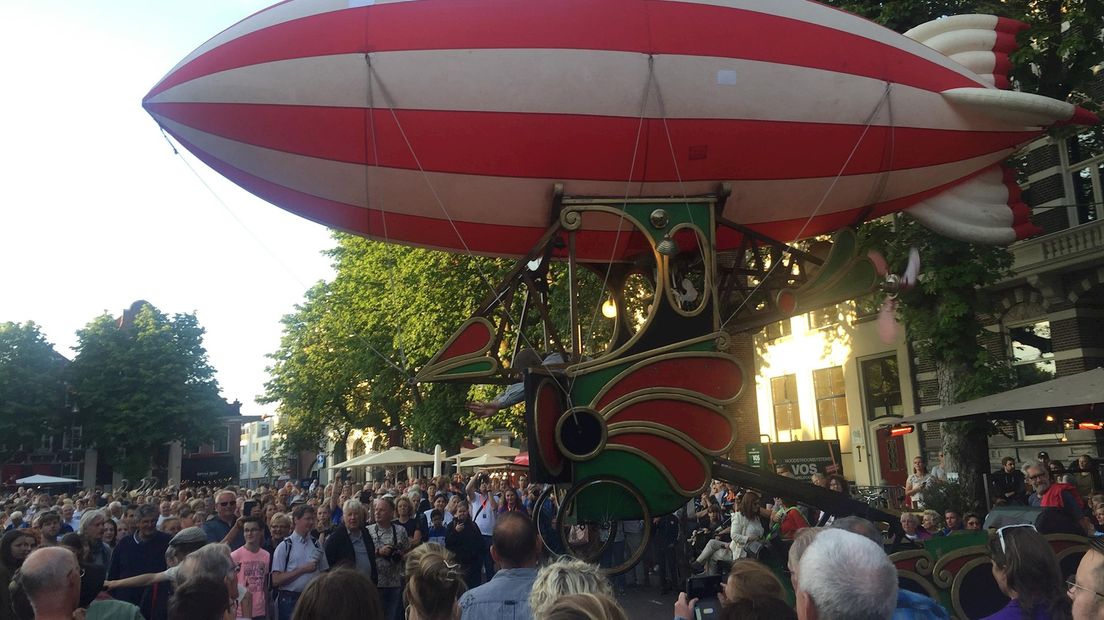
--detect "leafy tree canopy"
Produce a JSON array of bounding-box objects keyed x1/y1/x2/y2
[
  {"x1": 0, "y1": 322, "x2": 68, "y2": 461},
  {"x1": 68, "y1": 304, "x2": 226, "y2": 478},
  {"x1": 262, "y1": 233, "x2": 515, "y2": 459}
]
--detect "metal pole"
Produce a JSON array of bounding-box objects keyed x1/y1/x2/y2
[{"x1": 567, "y1": 230, "x2": 580, "y2": 358}]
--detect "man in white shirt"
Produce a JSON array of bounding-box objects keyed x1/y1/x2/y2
[
  {"x1": 271, "y1": 504, "x2": 328, "y2": 620},
  {"x1": 467, "y1": 471, "x2": 499, "y2": 584}
]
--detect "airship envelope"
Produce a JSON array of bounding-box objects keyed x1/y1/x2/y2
[{"x1": 144, "y1": 0, "x2": 1098, "y2": 260}]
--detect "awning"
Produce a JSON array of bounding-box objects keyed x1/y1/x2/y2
[
  {"x1": 901, "y1": 367, "x2": 1104, "y2": 426},
  {"x1": 15, "y1": 475, "x2": 81, "y2": 485}
]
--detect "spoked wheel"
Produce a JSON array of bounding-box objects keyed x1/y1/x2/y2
[
  {"x1": 554, "y1": 477, "x2": 652, "y2": 576},
  {"x1": 532, "y1": 484, "x2": 568, "y2": 557}
]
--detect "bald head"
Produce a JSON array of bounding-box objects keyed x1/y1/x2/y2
[
  {"x1": 21, "y1": 547, "x2": 80, "y2": 613},
  {"x1": 491, "y1": 512, "x2": 539, "y2": 568}
]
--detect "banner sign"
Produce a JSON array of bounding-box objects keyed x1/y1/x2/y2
[{"x1": 745, "y1": 440, "x2": 842, "y2": 480}]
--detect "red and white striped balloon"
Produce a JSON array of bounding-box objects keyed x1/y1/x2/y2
[{"x1": 144, "y1": 0, "x2": 1092, "y2": 260}]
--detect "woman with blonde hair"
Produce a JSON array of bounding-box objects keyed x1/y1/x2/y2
[
  {"x1": 541, "y1": 592, "x2": 628, "y2": 620},
  {"x1": 404, "y1": 543, "x2": 466, "y2": 619},
  {"x1": 529, "y1": 557, "x2": 613, "y2": 618}
]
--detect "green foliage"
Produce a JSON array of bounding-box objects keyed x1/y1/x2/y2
[
  {"x1": 0, "y1": 322, "x2": 68, "y2": 461},
  {"x1": 68, "y1": 305, "x2": 226, "y2": 478},
  {"x1": 919, "y1": 477, "x2": 979, "y2": 515},
  {"x1": 261, "y1": 233, "x2": 513, "y2": 457},
  {"x1": 822, "y1": 0, "x2": 1102, "y2": 112}
]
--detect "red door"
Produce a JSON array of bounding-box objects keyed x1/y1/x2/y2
[{"x1": 875, "y1": 427, "x2": 907, "y2": 488}]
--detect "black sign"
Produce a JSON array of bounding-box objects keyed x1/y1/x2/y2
[
  {"x1": 745, "y1": 440, "x2": 842, "y2": 480},
  {"x1": 181, "y1": 455, "x2": 236, "y2": 483}
]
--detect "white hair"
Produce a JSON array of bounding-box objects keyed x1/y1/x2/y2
[
  {"x1": 797, "y1": 529, "x2": 897, "y2": 620},
  {"x1": 177, "y1": 543, "x2": 235, "y2": 585},
  {"x1": 529, "y1": 557, "x2": 612, "y2": 618}
]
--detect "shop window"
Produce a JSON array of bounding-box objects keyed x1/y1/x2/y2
[
  {"x1": 814, "y1": 366, "x2": 849, "y2": 450},
  {"x1": 1009, "y1": 320, "x2": 1055, "y2": 389},
  {"x1": 765, "y1": 319, "x2": 791, "y2": 341},
  {"x1": 861, "y1": 354, "x2": 903, "y2": 420},
  {"x1": 772, "y1": 374, "x2": 801, "y2": 439}
]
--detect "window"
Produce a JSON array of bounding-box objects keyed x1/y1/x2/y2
[
  {"x1": 258, "y1": 423, "x2": 270, "y2": 438},
  {"x1": 765, "y1": 319, "x2": 791, "y2": 341},
  {"x1": 1009, "y1": 321, "x2": 1055, "y2": 388},
  {"x1": 771, "y1": 374, "x2": 801, "y2": 438},
  {"x1": 1011, "y1": 320, "x2": 1059, "y2": 435},
  {"x1": 813, "y1": 366, "x2": 849, "y2": 449},
  {"x1": 214, "y1": 429, "x2": 230, "y2": 454},
  {"x1": 861, "y1": 354, "x2": 903, "y2": 420},
  {"x1": 809, "y1": 305, "x2": 841, "y2": 330}
]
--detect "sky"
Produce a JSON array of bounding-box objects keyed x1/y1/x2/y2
[{"x1": 0, "y1": 2, "x2": 335, "y2": 415}]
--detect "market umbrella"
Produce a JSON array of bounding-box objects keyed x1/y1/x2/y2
[
  {"x1": 328, "y1": 452, "x2": 376, "y2": 469},
  {"x1": 16, "y1": 475, "x2": 81, "y2": 485},
  {"x1": 458, "y1": 444, "x2": 520, "y2": 459},
  {"x1": 514, "y1": 453, "x2": 529, "y2": 467},
  {"x1": 359, "y1": 446, "x2": 436, "y2": 467},
  {"x1": 458, "y1": 454, "x2": 515, "y2": 469}
]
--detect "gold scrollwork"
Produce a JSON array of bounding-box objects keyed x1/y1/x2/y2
[
  {"x1": 601, "y1": 392, "x2": 735, "y2": 456},
  {"x1": 890, "y1": 549, "x2": 936, "y2": 577},
  {"x1": 714, "y1": 331, "x2": 731, "y2": 352},
  {"x1": 584, "y1": 349, "x2": 746, "y2": 409},
  {"x1": 931, "y1": 544, "x2": 987, "y2": 589},
  {"x1": 662, "y1": 222, "x2": 715, "y2": 319},
  {"x1": 897, "y1": 571, "x2": 941, "y2": 603},
  {"x1": 560, "y1": 208, "x2": 583, "y2": 231},
  {"x1": 605, "y1": 426, "x2": 712, "y2": 497},
  {"x1": 948, "y1": 556, "x2": 999, "y2": 620}
]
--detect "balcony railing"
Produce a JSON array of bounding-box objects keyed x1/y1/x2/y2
[{"x1": 1009, "y1": 218, "x2": 1104, "y2": 278}]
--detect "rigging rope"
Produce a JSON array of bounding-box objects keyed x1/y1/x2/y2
[{"x1": 719, "y1": 82, "x2": 894, "y2": 331}]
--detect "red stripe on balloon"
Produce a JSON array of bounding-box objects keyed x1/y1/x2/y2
[
  {"x1": 146, "y1": 0, "x2": 978, "y2": 100},
  {"x1": 608, "y1": 433, "x2": 708, "y2": 492},
  {"x1": 165, "y1": 131, "x2": 548, "y2": 256},
  {"x1": 165, "y1": 128, "x2": 1019, "y2": 258},
  {"x1": 607, "y1": 399, "x2": 732, "y2": 452},
  {"x1": 146, "y1": 102, "x2": 1034, "y2": 181}
]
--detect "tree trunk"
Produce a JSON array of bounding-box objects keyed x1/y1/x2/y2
[{"x1": 936, "y1": 360, "x2": 990, "y2": 512}]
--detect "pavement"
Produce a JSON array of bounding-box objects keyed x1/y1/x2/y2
[{"x1": 616, "y1": 583, "x2": 684, "y2": 619}]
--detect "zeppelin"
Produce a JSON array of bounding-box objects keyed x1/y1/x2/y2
[{"x1": 144, "y1": 0, "x2": 1098, "y2": 260}]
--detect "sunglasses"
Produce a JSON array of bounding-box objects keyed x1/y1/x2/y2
[
  {"x1": 218, "y1": 502, "x2": 234, "y2": 507},
  {"x1": 996, "y1": 523, "x2": 1037, "y2": 554}
]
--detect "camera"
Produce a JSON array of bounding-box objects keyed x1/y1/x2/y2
[{"x1": 685, "y1": 575, "x2": 723, "y2": 620}]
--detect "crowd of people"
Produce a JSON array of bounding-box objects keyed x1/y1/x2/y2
[{"x1": 4, "y1": 454, "x2": 1104, "y2": 620}]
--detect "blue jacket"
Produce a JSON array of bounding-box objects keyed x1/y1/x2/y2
[{"x1": 458, "y1": 567, "x2": 538, "y2": 620}]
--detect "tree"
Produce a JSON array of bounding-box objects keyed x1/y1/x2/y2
[
  {"x1": 68, "y1": 304, "x2": 226, "y2": 479},
  {"x1": 0, "y1": 322, "x2": 69, "y2": 462},
  {"x1": 261, "y1": 234, "x2": 510, "y2": 460}
]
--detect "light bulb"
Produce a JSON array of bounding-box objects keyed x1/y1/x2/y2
[{"x1": 601, "y1": 298, "x2": 617, "y2": 318}]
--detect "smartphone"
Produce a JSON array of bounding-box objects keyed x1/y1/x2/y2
[
  {"x1": 685, "y1": 575, "x2": 722, "y2": 620},
  {"x1": 243, "y1": 500, "x2": 257, "y2": 516}
]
